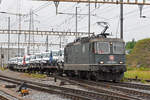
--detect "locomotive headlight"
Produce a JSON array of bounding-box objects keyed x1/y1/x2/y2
[
  {"x1": 120, "y1": 61, "x2": 123, "y2": 64},
  {"x1": 110, "y1": 42, "x2": 113, "y2": 45},
  {"x1": 100, "y1": 61, "x2": 104, "y2": 64}
]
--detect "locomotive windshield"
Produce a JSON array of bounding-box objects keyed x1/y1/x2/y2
[
  {"x1": 113, "y1": 42, "x2": 125, "y2": 54},
  {"x1": 94, "y1": 42, "x2": 110, "y2": 54}
]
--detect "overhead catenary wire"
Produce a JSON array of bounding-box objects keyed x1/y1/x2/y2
[
  {"x1": 1, "y1": 0, "x2": 150, "y2": 42},
  {"x1": 10, "y1": 1, "x2": 53, "y2": 29},
  {"x1": 68, "y1": 4, "x2": 102, "y2": 31},
  {"x1": 41, "y1": 3, "x2": 79, "y2": 25}
]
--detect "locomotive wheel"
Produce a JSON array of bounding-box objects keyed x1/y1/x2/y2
[
  {"x1": 113, "y1": 80, "x2": 117, "y2": 83},
  {"x1": 78, "y1": 71, "x2": 88, "y2": 79},
  {"x1": 87, "y1": 72, "x2": 92, "y2": 80},
  {"x1": 92, "y1": 72, "x2": 99, "y2": 81}
]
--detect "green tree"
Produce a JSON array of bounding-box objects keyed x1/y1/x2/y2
[{"x1": 126, "y1": 39, "x2": 136, "y2": 50}]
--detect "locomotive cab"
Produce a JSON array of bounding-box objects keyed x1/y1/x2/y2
[
  {"x1": 92, "y1": 41, "x2": 125, "y2": 65},
  {"x1": 89, "y1": 39, "x2": 126, "y2": 81}
]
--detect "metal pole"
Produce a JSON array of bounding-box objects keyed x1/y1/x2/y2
[
  {"x1": 32, "y1": 10, "x2": 35, "y2": 54},
  {"x1": 8, "y1": 17, "x2": 10, "y2": 62},
  {"x1": 120, "y1": 0, "x2": 123, "y2": 39},
  {"x1": 60, "y1": 35, "x2": 61, "y2": 49},
  {"x1": 46, "y1": 35, "x2": 48, "y2": 52},
  {"x1": 28, "y1": 10, "x2": 32, "y2": 55},
  {"x1": 18, "y1": 15, "x2": 21, "y2": 57},
  {"x1": 88, "y1": 1, "x2": 91, "y2": 37},
  {"x1": 75, "y1": 7, "x2": 78, "y2": 39}
]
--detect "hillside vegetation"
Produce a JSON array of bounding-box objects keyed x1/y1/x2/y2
[
  {"x1": 126, "y1": 38, "x2": 150, "y2": 67},
  {"x1": 125, "y1": 39, "x2": 136, "y2": 54}
]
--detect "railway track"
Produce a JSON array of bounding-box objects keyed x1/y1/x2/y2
[
  {"x1": 0, "y1": 89, "x2": 23, "y2": 100},
  {"x1": 0, "y1": 95, "x2": 9, "y2": 100},
  {"x1": 100, "y1": 81, "x2": 150, "y2": 91},
  {"x1": 0, "y1": 74, "x2": 132, "y2": 100},
  {"x1": 54, "y1": 76, "x2": 150, "y2": 100},
  {"x1": 81, "y1": 80, "x2": 150, "y2": 100}
]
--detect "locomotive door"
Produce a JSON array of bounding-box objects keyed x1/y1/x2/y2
[{"x1": 89, "y1": 42, "x2": 95, "y2": 64}]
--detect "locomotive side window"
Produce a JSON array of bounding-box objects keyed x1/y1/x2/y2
[
  {"x1": 95, "y1": 42, "x2": 110, "y2": 54},
  {"x1": 113, "y1": 42, "x2": 125, "y2": 54}
]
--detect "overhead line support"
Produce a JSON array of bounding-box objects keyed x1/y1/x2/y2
[
  {"x1": 0, "y1": 29, "x2": 94, "y2": 36},
  {"x1": 34, "y1": 0, "x2": 150, "y2": 5}
]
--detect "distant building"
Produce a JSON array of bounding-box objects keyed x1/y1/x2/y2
[{"x1": 0, "y1": 48, "x2": 25, "y2": 66}]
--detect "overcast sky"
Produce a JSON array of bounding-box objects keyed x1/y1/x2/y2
[{"x1": 0, "y1": 0, "x2": 150, "y2": 44}]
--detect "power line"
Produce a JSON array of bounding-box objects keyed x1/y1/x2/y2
[
  {"x1": 105, "y1": 6, "x2": 149, "y2": 21},
  {"x1": 10, "y1": 1, "x2": 53, "y2": 29},
  {"x1": 33, "y1": 2, "x2": 51, "y2": 13},
  {"x1": 41, "y1": 3, "x2": 79, "y2": 27}
]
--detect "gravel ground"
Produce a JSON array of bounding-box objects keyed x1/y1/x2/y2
[
  {"x1": 0, "y1": 90, "x2": 18, "y2": 100},
  {"x1": 23, "y1": 91, "x2": 70, "y2": 100},
  {"x1": 0, "y1": 70, "x2": 81, "y2": 100},
  {"x1": 0, "y1": 80, "x2": 70, "y2": 100},
  {"x1": 0, "y1": 70, "x2": 84, "y2": 89},
  {"x1": 2, "y1": 69, "x2": 150, "y2": 99}
]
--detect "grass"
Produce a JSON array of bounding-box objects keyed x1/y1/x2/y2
[
  {"x1": 124, "y1": 67, "x2": 150, "y2": 80},
  {"x1": 0, "y1": 67, "x2": 7, "y2": 71},
  {"x1": 24, "y1": 73, "x2": 47, "y2": 79},
  {"x1": 126, "y1": 66, "x2": 150, "y2": 71}
]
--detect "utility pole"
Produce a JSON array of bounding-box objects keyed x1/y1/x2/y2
[
  {"x1": 18, "y1": 0, "x2": 21, "y2": 57},
  {"x1": 18, "y1": 15, "x2": 21, "y2": 57},
  {"x1": 28, "y1": 10, "x2": 32, "y2": 55},
  {"x1": 25, "y1": 9, "x2": 38, "y2": 54},
  {"x1": 32, "y1": 10, "x2": 35, "y2": 54},
  {"x1": 8, "y1": 17, "x2": 10, "y2": 62},
  {"x1": 34, "y1": 28, "x2": 39, "y2": 54},
  {"x1": 75, "y1": 7, "x2": 78, "y2": 39},
  {"x1": 120, "y1": 0, "x2": 123, "y2": 39},
  {"x1": 88, "y1": 1, "x2": 91, "y2": 37},
  {"x1": 46, "y1": 35, "x2": 48, "y2": 52},
  {"x1": 59, "y1": 35, "x2": 62, "y2": 49}
]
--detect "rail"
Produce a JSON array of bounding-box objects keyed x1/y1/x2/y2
[{"x1": 0, "y1": 74, "x2": 131, "y2": 100}]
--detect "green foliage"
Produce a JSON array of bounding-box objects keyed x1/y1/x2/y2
[
  {"x1": 127, "y1": 67, "x2": 150, "y2": 71},
  {"x1": 126, "y1": 38, "x2": 150, "y2": 68},
  {"x1": 120, "y1": 77, "x2": 128, "y2": 82},
  {"x1": 126, "y1": 67, "x2": 136, "y2": 71},
  {"x1": 141, "y1": 79, "x2": 146, "y2": 84},
  {"x1": 138, "y1": 67, "x2": 150, "y2": 71},
  {"x1": 126, "y1": 39, "x2": 136, "y2": 50},
  {"x1": 24, "y1": 73, "x2": 46, "y2": 79},
  {"x1": 0, "y1": 67, "x2": 6, "y2": 71},
  {"x1": 124, "y1": 70, "x2": 150, "y2": 80},
  {"x1": 125, "y1": 67, "x2": 150, "y2": 81}
]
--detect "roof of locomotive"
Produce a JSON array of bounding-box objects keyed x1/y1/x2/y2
[{"x1": 66, "y1": 36, "x2": 124, "y2": 47}]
